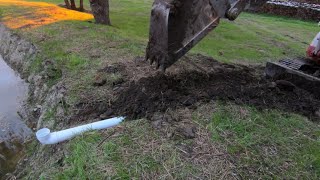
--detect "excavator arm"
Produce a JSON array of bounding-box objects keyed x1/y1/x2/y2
[{"x1": 146, "y1": 0, "x2": 268, "y2": 71}]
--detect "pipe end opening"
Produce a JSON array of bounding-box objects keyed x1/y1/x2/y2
[{"x1": 36, "y1": 128, "x2": 50, "y2": 139}]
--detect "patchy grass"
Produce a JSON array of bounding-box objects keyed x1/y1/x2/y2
[
  {"x1": 54, "y1": 132, "x2": 104, "y2": 179},
  {"x1": 206, "y1": 103, "x2": 320, "y2": 179},
  {"x1": 40, "y1": 120, "x2": 235, "y2": 179},
  {"x1": 43, "y1": 106, "x2": 57, "y2": 122},
  {"x1": 27, "y1": 103, "x2": 320, "y2": 179}
]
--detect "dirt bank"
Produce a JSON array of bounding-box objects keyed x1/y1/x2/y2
[{"x1": 0, "y1": 24, "x2": 37, "y2": 76}]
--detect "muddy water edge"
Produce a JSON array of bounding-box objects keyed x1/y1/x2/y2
[
  {"x1": 0, "y1": 55, "x2": 31, "y2": 178},
  {"x1": 0, "y1": 23, "x2": 71, "y2": 179},
  {"x1": 0, "y1": 24, "x2": 39, "y2": 179}
]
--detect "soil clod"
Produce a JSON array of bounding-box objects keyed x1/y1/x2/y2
[
  {"x1": 93, "y1": 75, "x2": 106, "y2": 86},
  {"x1": 275, "y1": 80, "x2": 296, "y2": 91},
  {"x1": 176, "y1": 126, "x2": 197, "y2": 139}
]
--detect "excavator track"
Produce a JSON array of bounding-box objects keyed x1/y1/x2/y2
[{"x1": 265, "y1": 59, "x2": 320, "y2": 96}]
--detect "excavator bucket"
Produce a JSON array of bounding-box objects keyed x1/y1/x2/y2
[
  {"x1": 145, "y1": 0, "x2": 268, "y2": 71},
  {"x1": 146, "y1": 0, "x2": 220, "y2": 71}
]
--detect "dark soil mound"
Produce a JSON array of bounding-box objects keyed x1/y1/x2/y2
[
  {"x1": 112, "y1": 59, "x2": 320, "y2": 120},
  {"x1": 73, "y1": 55, "x2": 320, "y2": 122}
]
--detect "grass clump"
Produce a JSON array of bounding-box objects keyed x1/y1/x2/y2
[
  {"x1": 208, "y1": 103, "x2": 320, "y2": 179},
  {"x1": 54, "y1": 132, "x2": 104, "y2": 179},
  {"x1": 43, "y1": 106, "x2": 57, "y2": 122}
]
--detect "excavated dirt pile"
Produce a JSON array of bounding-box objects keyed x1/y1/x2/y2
[
  {"x1": 72, "y1": 55, "x2": 320, "y2": 122},
  {"x1": 108, "y1": 55, "x2": 320, "y2": 121}
]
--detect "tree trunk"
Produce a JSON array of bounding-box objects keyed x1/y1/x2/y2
[
  {"x1": 64, "y1": 0, "x2": 71, "y2": 9},
  {"x1": 70, "y1": 0, "x2": 76, "y2": 10},
  {"x1": 89, "y1": 0, "x2": 111, "y2": 25},
  {"x1": 79, "y1": 0, "x2": 84, "y2": 11}
]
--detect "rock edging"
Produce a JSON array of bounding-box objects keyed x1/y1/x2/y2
[{"x1": 248, "y1": 0, "x2": 320, "y2": 22}]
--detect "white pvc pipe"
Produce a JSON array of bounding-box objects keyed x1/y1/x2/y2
[{"x1": 36, "y1": 117, "x2": 125, "y2": 145}]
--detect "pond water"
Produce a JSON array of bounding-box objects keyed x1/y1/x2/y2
[{"x1": 0, "y1": 55, "x2": 31, "y2": 178}]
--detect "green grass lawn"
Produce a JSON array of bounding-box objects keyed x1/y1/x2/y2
[
  {"x1": 207, "y1": 103, "x2": 320, "y2": 178},
  {"x1": 1, "y1": 0, "x2": 320, "y2": 179},
  {"x1": 1, "y1": 0, "x2": 316, "y2": 93},
  {"x1": 17, "y1": 0, "x2": 320, "y2": 64}
]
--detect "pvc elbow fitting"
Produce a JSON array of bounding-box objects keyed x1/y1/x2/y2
[{"x1": 36, "y1": 117, "x2": 125, "y2": 145}]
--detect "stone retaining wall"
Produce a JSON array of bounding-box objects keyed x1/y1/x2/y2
[{"x1": 248, "y1": 0, "x2": 320, "y2": 22}]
